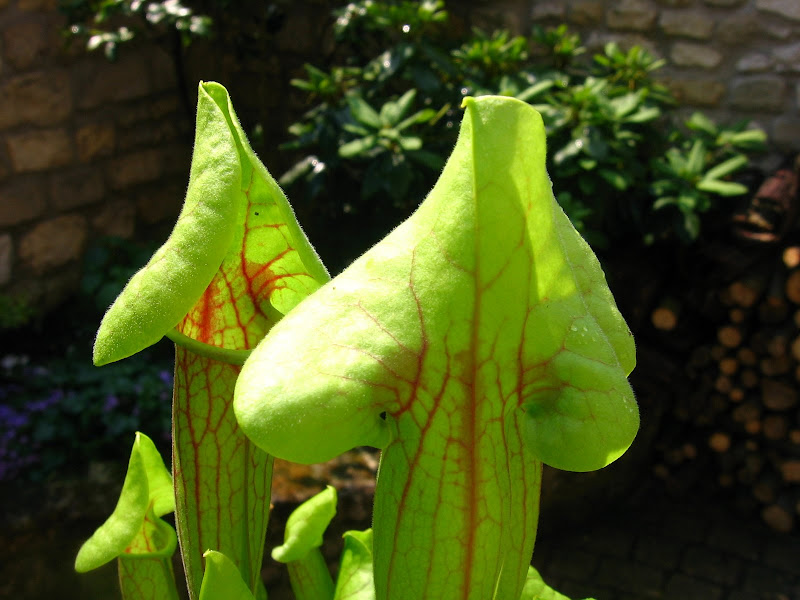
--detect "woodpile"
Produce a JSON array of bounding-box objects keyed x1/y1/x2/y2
[{"x1": 650, "y1": 246, "x2": 800, "y2": 534}]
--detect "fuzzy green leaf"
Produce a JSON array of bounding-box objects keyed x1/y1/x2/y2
[
  {"x1": 75, "y1": 432, "x2": 173, "y2": 572},
  {"x1": 93, "y1": 84, "x2": 242, "y2": 366}
]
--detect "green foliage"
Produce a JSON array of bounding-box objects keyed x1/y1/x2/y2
[
  {"x1": 0, "y1": 293, "x2": 36, "y2": 330},
  {"x1": 282, "y1": 3, "x2": 764, "y2": 249},
  {"x1": 59, "y1": 0, "x2": 213, "y2": 59}
]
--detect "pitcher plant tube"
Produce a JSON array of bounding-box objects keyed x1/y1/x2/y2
[{"x1": 77, "y1": 83, "x2": 638, "y2": 600}]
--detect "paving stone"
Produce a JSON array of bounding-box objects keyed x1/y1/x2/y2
[
  {"x1": 634, "y1": 533, "x2": 683, "y2": 569},
  {"x1": 652, "y1": 508, "x2": 711, "y2": 543},
  {"x1": 763, "y1": 535, "x2": 800, "y2": 573},
  {"x1": 575, "y1": 524, "x2": 635, "y2": 558},
  {"x1": 594, "y1": 556, "x2": 663, "y2": 595},
  {"x1": 680, "y1": 545, "x2": 741, "y2": 586},
  {"x1": 539, "y1": 546, "x2": 600, "y2": 580},
  {"x1": 664, "y1": 573, "x2": 723, "y2": 600},
  {"x1": 742, "y1": 564, "x2": 797, "y2": 594},
  {"x1": 706, "y1": 520, "x2": 762, "y2": 561}
]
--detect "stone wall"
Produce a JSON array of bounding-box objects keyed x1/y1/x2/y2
[
  {"x1": 0, "y1": 0, "x2": 192, "y2": 314},
  {"x1": 2, "y1": 0, "x2": 800, "y2": 317},
  {"x1": 524, "y1": 0, "x2": 800, "y2": 159}
]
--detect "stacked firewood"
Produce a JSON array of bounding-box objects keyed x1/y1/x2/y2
[{"x1": 650, "y1": 246, "x2": 800, "y2": 534}]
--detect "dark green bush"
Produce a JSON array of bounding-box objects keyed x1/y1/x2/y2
[{"x1": 281, "y1": 1, "x2": 765, "y2": 253}]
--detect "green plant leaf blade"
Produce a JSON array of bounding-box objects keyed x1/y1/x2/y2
[
  {"x1": 333, "y1": 529, "x2": 375, "y2": 600},
  {"x1": 75, "y1": 432, "x2": 173, "y2": 573},
  {"x1": 93, "y1": 83, "x2": 242, "y2": 366},
  {"x1": 199, "y1": 551, "x2": 257, "y2": 600},
  {"x1": 235, "y1": 95, "x2": 637, "y2": 600}
]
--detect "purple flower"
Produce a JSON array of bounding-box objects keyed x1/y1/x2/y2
[
  {"x1": 158, "y1": 370, "x2": 173, "y2": 386},
  {"x1": 103, "y1": 394, "x2": 119, "y2": 413}
]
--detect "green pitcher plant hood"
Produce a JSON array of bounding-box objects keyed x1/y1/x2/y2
[
  {"x1": 234, "y1": 95, "x2": 637, "y2": 471},
  {"x1": 93, "y1": 81, "x2": 328, "y2": 366},
  {"x1": 75, "y1": 432, "x2": 175, "y2": 572},
  {"x1": 234, "y1": 95, "x2": 638, "y2": 600}
]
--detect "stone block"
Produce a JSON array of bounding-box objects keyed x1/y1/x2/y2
[
  {"x1": 736, "y1": 53, "x2": 774, "y2": 72},
  {"x1": 148, "y1": 47, "x2": 177, "y2": 92},
  {"x1": 17, "y1": 0, "x2": 57, "y2": 11},
  {"x1": 607, "y1": 0, "x2": 658, "y2": 31},
  {"x1": 75, "y1": 54, "x2": 151, "y2": 110},
  {"x1": 115, "y1": 95, "x2": 181, "y2": 127},
  {"x1": 3, "y1": 19, "x2": 48, "y2": 70},
  {"x1": 568, "y1": 0, "x2": 604, "y2": 25},
  {"x1": 680, "y1": 545, "x2": 740, "y2": 586},
  {"x1": 50, "y1": 167, "x2": 105, "y2": 210},
  {"x1": 531, "y1": 1, "x2": 565, "y2": 19},
  {"x1": 756, "y1": 0, "x2": 800, "y2": 21},
  {"x1": 137, "y1": 183, "x2": 183, "y2": 224},
  {"x1": 666, "y1": 78, "x2": 725, "y2": 106},
  {"x1": 92, "y1": 199, "x2": 135, "y2": 238},
  {"x1": 717, "y1": 14, "x2": 763, "y2": 44},
  {"x1": 771, "y1": 116, "x2": 800, "y2": 151},
  {"x1": 634, "y1": 534, "x2": 683, "y2": 568},
  {"x1": 0, "y1": 177, "x2": 47, "y2": 226},
  {"x1": 730, "y1": 76, "x2": 787, "y2": 111},
  {"x1": 0, "y1": 71, "x2": 72, "y2": 129},
  {"x1": 773, "y1": 42, "x2": 800, "y2": 72},
  {"x1": 704, "y1": 0, "x2": 745, "y2": 5},
  {"x1": 0, "y1": 234, "x2": 12, "y2": 286},
  {"x1": 671, "y1": 42, "x2": 722, "y2": 68},
  {"x1": 664, "y1": 574, "x2": 723, "y2": 600},
  {"x1": 76, "y1": 122, "x2": 115, "y2": 162},
  {"x1": 117, "y1": 118, "x2": 178, "y2": 152},
  {"x1": 594, "y1": 557, "x2": 663, "y2": 594},
  {"x1": 660, "y1": 10, "x2": 715, "y2": 39},
  {"x1": 6, "y1": 128, "x2": 72, "y2": 172},
  {"x1": 19, "y1": 214, "x2": 87, "y2": 274},
  {"x1": 108, "y1": 148, "x2": 163, "y2": 189},
  {"x1": 656, "y1": 0, "x2": 692, "y2": 6}
]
